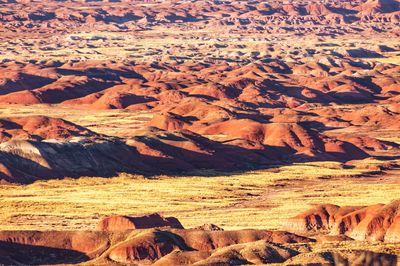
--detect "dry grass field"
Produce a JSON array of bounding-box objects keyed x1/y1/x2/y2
[
  {"x1": 0, "y1": 104, "x2": 152, "y2": 137},
  {"x1": 0, "y1": 159, "x2": 398, "y2": 231}
]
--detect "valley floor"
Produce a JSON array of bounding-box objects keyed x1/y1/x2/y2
[{"x1": 0, "y1": 160, "x2": 398, "y2": 232}]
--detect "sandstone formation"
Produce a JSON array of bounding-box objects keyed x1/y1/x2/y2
[
  {"x1": 97, "y1": 213, "x2": 184, "y2": 231},
  {"x1": 284, "y1": 199, "x2": 400, "y2": 242}
]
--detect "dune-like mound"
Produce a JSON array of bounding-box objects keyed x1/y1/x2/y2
[
  {"x1": 106, "y1": 230, "x2": 188, "y2": 264},
  {"x1": 147, "y1": 112, "x2": 189, "y2": 132},
  {"x1": 0, "y1": 230, "x2": 110, "y2": 265},
  {"x1": 283, "y1": 204, "x2": 341, "y2": 234},
  {"x1": 0, "y1": 71, "x2": 55, "y2": 95},
  {"x1": 152, "y1": 250, "x2": 210, "y2": 266},
  {"x1": 90, "y1": 92, "x2": 155, "y2": 110},
  {"x1": 336, "y1": 135, "x2": 400, "y2": 152},
  {"x1": 0, "y1": 116, "x2": 97, "y2": 141},
  {"x1": 285, "y1": 250, "x2": 398, "y2": 266},
  {"x1": 193, "y1": 224, "x2": 224, "y2": 231},
  {"x1": 339, "y1": 105, "x2": 400, "y2": 129},
  {"x1": 174, "y1": 241, "x2": 298, "y2": 265},
  {"x1": 97, "y1": 213, "x2": 184, "y2": 231},
  {"x1": 0, "y1": 139, "x2": 147, "y2": 183},
  {"x1": 284, "y1": 199, "x2": 400, "y2": 242}
]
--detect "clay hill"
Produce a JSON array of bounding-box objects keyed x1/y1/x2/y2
[
  {"x1": 0, "y1": 209, "x2": 398, "y2": 265},
  {"x1": 284, "y1": 199, "x2": 400, "y2": 243},
  {"x1": 0, "y1": 55, "x2": 399, "y2": 182}
]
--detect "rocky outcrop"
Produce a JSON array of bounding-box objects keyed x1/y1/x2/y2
[
  {"x1": 284, "y1": 200, "x2": 400, "y2": 242},
  {"x1": 0, "y1": 138, "x2": 147, "y2": 183},
  {"x1": 0, "y1": 116, "x2": 97, "y2": 142},
  {"x1": 97, "y1": 213, "x2": 184, "y2": 231},
  {"x1": 193, "y1": 224, "x2": 224, "y2": 231}
]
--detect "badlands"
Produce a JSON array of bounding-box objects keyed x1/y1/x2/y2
[{"x1": 0, "y1": 0, "x2": 399, "y2": 265}]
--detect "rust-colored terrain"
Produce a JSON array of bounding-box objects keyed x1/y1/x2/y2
[{"x1": 0, "y1": 0, "x2": 399, "y2": 265}]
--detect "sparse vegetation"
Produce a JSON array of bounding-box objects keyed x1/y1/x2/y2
[{"x1": 0, "y1": 160, "x2": 398, "y2": 231}]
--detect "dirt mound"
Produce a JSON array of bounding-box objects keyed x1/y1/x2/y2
[
  {"x1": 0, "y1": 231, "x2": 109, "y2": 265},
  {"x1": 0, "y1": 90, "x2": 42, "y2": 104},
  {"x1": 0, "y1": 115, "x2": 97, "y2": 142},
  {"x1": 0, "y1": 71, "x2": 55, "y2": 95},
  {"x1": 147, "y1": 112, "x2": 189, "y2": 131},
  {"x1": 284, "y1": 200, "x2": 400, "y2": 242},
  {"x1": 286, "y1": 250, "x2": 398, "y2": 265},
  {"x1": 97, "y1": 213, "x2": 184, "y2": 231},
  {"x1": 283, "y1": 204, "x2": 341, "y2": 234},
  {"x1": 107, "y1": 230, "x2": 187, "y2": 264},
  {"x1": 0, "y1": 139, "x2": 147, "y2": 183},
  {"x1": 336, "y1": 135, "x2": 400, "y2": 152},
  {"x1": 184, "y1": 83, "x2": 238, "y2": 100},
  {"x1": 153, "y1": 250, "x2": 210, "y2": 266},
  {"x1": 193, "y1": 224, "x2": 224, "y2": 231},
  {"x1": 91, "y1": 93, "x2": 155, "y2": 110},
  {"x1": 185, "y1": 241, "x2": 299, "y2": 265},
  {"x1": 349, "y1": 200, "x2": 400, "y2": 242}
]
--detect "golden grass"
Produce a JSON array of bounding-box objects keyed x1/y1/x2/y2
[
  {"x1": 0, "y1": 104, "x2": 152, "y2": 137},
  {"x1": 373, "y1": 52, "x2": 400, "y2": 65},
  {"x1": 378, "y1": 137, "x2": 400, "y2": 144},
  {"x1": 0, "y1": 160, "x2": 398, "y2": 231}
]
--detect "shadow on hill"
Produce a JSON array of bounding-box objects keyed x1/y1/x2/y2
[
  {"x1": 56, "y1": 67, "x2": 146, "y2": 81},
  {"x1": 0, "y1": 73, "x2": 55, "y2": 95},
  {"x1": 0, "y1": 139, "x2": 149, "y2": 184},
  {"x1": 0, "y1": 126, "x2": 378, "y2": 184},
  {"x1": 331, "y1": 251, "x2": 397, "y2": 266},
  {"x1": 260, "y1": 79, "x2": 380, "y2": 105},
  {"x1": 0, "y1": 240, "x2": 90, "y2": 265},
  {"x1": 103, "y1": 14, "x2": 142, "y2": 24}
]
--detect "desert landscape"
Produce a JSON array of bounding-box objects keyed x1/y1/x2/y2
[{"x1": 0, "y1": 0, "x2": 399, "y2": 265}]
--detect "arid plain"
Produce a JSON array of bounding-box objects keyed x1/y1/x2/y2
[{"x1": 0, "y1": 0, "x2": 399, "y2": 265}]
